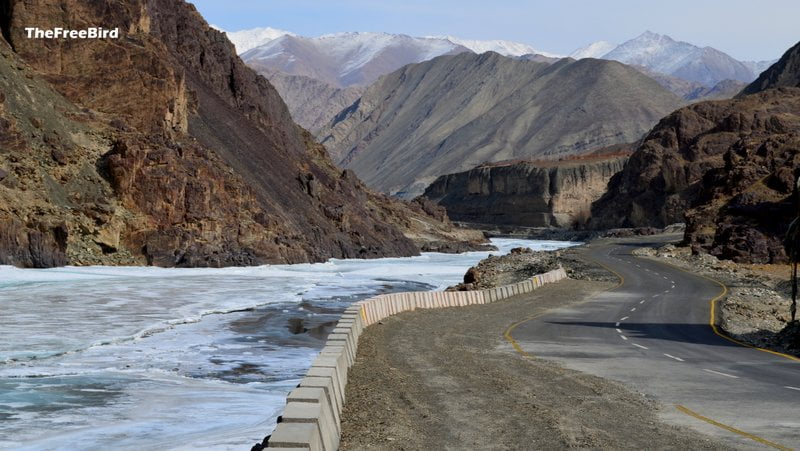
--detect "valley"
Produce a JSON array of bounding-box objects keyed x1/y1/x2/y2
[{"x1": 1, "y1": 1, "x2": 798, "y2": 450}]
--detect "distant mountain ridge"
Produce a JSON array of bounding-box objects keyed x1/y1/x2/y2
[
  {"x1": 430, "y1": 35, "x2": 561, "y2": 58},
  {"x1": 224, "y1": 27, "x2": 294, "y2": 54},
  {"x1": 570, "y1": 41, "x2": 617, "y2": 59},
  {"x1": 232, "y1": 27, "x2": 776, "y2": 90},
  {"x1": 230, "y1": 27, "x2": 774, "y2": 131},
  {"x1": 575, "y1": 31, "x2": 776, "y2": 87},
  {"x1": 241, "y1": 32, "x2": 471, "y2": 88},
  {"x1": 319, "y1": 52, "x2": 683, "y2": 197}
]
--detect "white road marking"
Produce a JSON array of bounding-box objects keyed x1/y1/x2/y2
[
  {"x1": 630, "y1": 307, "x2": 636, "y2": 312},
  {"x1": 645, "y1": 268, "x2": 650, "y2": 272},
  {"x1": 785, "y1": 386, "x2": 800, "y2": 391},
  {"x1": 703, "y1": 369, "x2": 739, "y2": 379},
  {"x1": 620, "y1": 335, "x2": 628, "y2": 340},
  {"x1": 664, "y1": 289, "x2": 670, "y2": 293},
  {"x1": 671, "y1": 284, "x2": 675, "y2": 288},
  {"x1": 620, "y1": 316, "x2": 629, "y2": 321},
  {"x1": 632, "y1": 343, "x2": 648, "y2": 350},
  {"x1": 663, "y1": 276, "x2": 669, "y2": 280},
  {"x1": 639, "y1": 300, "x2": 645, "y2": 304},
  {"x1": 635, "y1": 264, "x2": 640, "y2": 268},
  {"x1": 654, "y1": 272, "x2": 660, "y2": 276},
  {"x1": 616, "y1": 328, "x2": 623, "y2": 333},
  {"x1": 652, "y1": 294, "x2": 659, "y2": 298},
  {"x1": 615, "y1": 322, "x2": 620, "y2": 327},
  {"x1": 664, "y1": 353, "x2": 685, "y2": 362}
]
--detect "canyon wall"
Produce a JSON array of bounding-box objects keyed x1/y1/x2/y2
[{"x1": 424, "y1": 157, "x2": 627, "y2": 228}]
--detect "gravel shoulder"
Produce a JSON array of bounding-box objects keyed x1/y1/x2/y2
[{"x1": 340, "y1": 272, "x2": 726, "y2": 450}]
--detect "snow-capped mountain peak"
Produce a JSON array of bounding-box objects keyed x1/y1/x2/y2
[
  {"x1": 241, "y1": 32, "x2": 470, "y2": 87},
  {"x1": 602, "y1": 31, "x2": 756, "y2": 86},
  {"x1": 569, "y1": 41, "x2": 617, "y2": 59},
  {"x1": 433, "y1": 35, "x2": 562, "y2": 58},
  {"x1": 224, "y1": 27, "x2": 295, "y2": 54}
]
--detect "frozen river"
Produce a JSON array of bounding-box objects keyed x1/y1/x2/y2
[{"x1": 0, "y1": 238, "x2": 578, "y2": 450}]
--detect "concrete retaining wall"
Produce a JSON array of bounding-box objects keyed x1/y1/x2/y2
[{"x1": 265, "y1": 267, "x2": 568, "y2": 450}]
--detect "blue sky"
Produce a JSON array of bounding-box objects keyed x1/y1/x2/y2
[{"x1": 188, "y1": 0, "x2": 798, "y2": 61}]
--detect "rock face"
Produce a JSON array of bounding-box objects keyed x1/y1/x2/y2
[
  {"x1": 0, "y1": 0, "x2": 474, "y2": 267},
  {"x1": 424, "y1": 155, "x2": 628, "y2": 228},
  {"x1": 320, "y1": 52, "x2": 683, "y2": 197},
  {"x1": 740, "y1": 41, "x2": 800, "y2": 96},
  {"x1": 590, "y1": 80, "x2": 800, "y2": 263}
]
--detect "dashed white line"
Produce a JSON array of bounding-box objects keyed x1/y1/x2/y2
[
  {"x1": 620, "y1": 335, "x2": 628, "y2": 340},
  {"x1": 620, "y1": 316, "x2": 629, "y2": 321},
  {"x1": 703, "y1": 369, "x2": 739, "y2": 379},
  {"x1": 664, "y1": 353, "x2": 685, "y2": 362},
  {"x1": 632, "y1": 343, "x2": 648, "y2": 350},
  {"x1": 615, "y1": 322, "x2": 620, "y2": 327},
  {"x1": 664, "y1": 289, "x2": 670, "y2": 293},
  {"x1": 645, "y1": 269, "x2": 650, "y2": 272},
  {"x1": 639, "y1": 300, "x2": 645, "y2": 304},
  {"x1": 652, "y1": 294, "x2": 659, "y2": 298},
  {"x1": 785, "y1": 386, "x2": 800, "y2": 391},
  {"x1": 653, "y1": 272, "x2": 660, "y2": 276},
  {"x1": 616, "y1": 328, "x2": 623, "y2": 333},
  {"x1": 630, "y1": 307, "x2": 637, "y2": 312},
  {"x1": 635, "y1": 264, "x2": 641, "y2": 268},
  {"x1": 663, "y1": 276, "x2": 669, "y2": 280}
]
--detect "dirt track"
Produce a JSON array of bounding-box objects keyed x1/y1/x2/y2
[{"x1": 339, "y1": 278, "x2": 727, "y2": 450}]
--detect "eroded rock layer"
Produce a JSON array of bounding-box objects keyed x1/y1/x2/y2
[{"x1": 425, "y1": 156, "x2": 627, "y2": 228}]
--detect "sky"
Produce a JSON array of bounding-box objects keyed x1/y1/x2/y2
[{"x1": 188, "y1": 0, "x2": 798, "y2": 61}]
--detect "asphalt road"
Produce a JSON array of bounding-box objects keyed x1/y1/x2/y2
[{"x1": 510, "y1": 237, "x2": 800, "y2": 450}]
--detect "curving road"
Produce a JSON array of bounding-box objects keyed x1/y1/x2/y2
[{"x1": 509, "y1": 237, "x2": 800, "y2": 449}]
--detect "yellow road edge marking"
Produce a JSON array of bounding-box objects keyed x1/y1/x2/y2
[
  {"x1": 675, "y1": 405, "x2": 793, "y2": 450},
  {"x1": 502, "y1": 245, "x2": 796, "y2": 450},
  {"x1": 503, "y1": 252, "x2": 624, "y2": 359},
  {"x1": 640, "y1": 256, "x2": 800, "y2": 363}
]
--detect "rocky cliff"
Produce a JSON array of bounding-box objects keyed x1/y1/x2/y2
[
  {"x1": 424, "y1": 155, "x2": 628, "y2": 228},
  {"x1": 590, "y1": 42, "x2": 800, "y2": 263},
  {"x1": 319, "y1": 52, "x2": 683, "y2": 198},
  {"x1": 0, "y1": 0, "x2": 480, "y2": 268}
]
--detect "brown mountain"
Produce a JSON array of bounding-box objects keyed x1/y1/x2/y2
[
  {"x1": 739, "y1": 41, "x2": 800, "y2": 96},
  {"x1": 319, "y1": 52, "x2": 683, "y2": 198},
  {"x1": 258, "y1": 69, "x2": 365, "y2": 133},
  {"x1": 590, "y1": 42, "x2": 800, "y2": 263},
  {"x1": 0, "y1": 0, "x2": 481, "y2": 268}
]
